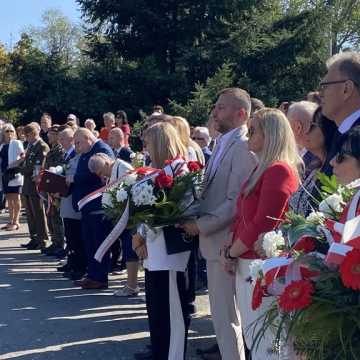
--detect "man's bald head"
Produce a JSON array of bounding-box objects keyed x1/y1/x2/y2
[{"x1": 74, "y1": 128, "x2": 98, "y2": 153}]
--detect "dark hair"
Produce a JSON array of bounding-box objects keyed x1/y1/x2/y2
[
  {"x1": 152, "y1": 105, "x2": 164, "y2": 113},
  {"x1": 251, "y1": 98, "x2": 265, "y2": 115},
  {"x1": 313, "y1": 107, "x2": 337, "y2": 153},
  {"x1": 116, "y1": 110, "x2": 128, "y2": 124},
  {"x1": 338, "y1": 125, "x2": 360, "y2": 161}
]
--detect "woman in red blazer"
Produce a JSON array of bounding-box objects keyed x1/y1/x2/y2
[{"x1": 222, "y1": 108, "x2": 302, "y2": 360}]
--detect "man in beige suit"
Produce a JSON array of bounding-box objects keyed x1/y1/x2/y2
[{"x1": 183, "y1": 88, "x2": 257, "y2": 360}]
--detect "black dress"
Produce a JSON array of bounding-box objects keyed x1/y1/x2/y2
[{"x1": 0, "y1": 144, "x2": 22, "y2": 194}]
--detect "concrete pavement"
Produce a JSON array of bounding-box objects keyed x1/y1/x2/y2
[{"x1": 0, "y1": 213, "x2": 215, "y2": 360}]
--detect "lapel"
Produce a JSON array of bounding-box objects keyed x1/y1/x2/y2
[{"x1": 204, "y1": 127, "x2": 246, "y2": 190}]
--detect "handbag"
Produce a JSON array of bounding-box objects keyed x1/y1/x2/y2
[
  {"x1": 3, "y1": 167, "x2": 20, "y2": 182},
  {"x1": 163, "y1": 225, "x2": 194, "y2": 255}
]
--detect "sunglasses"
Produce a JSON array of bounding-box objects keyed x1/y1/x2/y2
[
  {"x1": 192, "y1": 137, "x2": 205, "y2": 141},
  {"x1": 335, "y1": 150, "x2": 353, "y2": 163}
]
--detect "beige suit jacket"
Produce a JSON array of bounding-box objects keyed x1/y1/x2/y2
[{"x1": 197, "y1": 126, "x2": 257, "y2": 261}]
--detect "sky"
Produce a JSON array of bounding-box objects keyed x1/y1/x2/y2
[{"x1": 0, "y1": 0, "x2": 82, "y2": 49}]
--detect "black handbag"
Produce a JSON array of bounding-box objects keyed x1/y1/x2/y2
[
  {"x1": 163, "y1": 225, "x2": 194, "y2": 255},
  {"x1": 3, "y1": 167, "x2": 20, "y2": 182}
]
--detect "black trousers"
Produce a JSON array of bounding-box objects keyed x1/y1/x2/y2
[
  {"x1": 145, "y1": 269, "x2": 191, "y2": 360},
  {"x1": 63, "y1": 218, "x2": 87, "y2": 272}
]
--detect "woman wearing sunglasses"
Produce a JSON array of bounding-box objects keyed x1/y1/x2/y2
[
  {"x1": 289, "y1": 107, "x2": 337, "y2": 216},
  {"x1": 0, "y1": 123, "x2": 24, "y2": 230}
]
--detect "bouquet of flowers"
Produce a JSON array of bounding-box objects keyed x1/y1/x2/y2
[
  {"x1": 249, "y1": 175, "x2": 360, "y2": 359},
  {"x1": 102, "y1": 156, "x2": 204, "y2": 229}
]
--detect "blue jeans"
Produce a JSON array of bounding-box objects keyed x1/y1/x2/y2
[{"x1": 81, "y1": 213, "x2": 112, "y2": 283}]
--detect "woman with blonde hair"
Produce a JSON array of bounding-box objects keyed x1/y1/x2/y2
[
  {"x1": 132, "y1": 121, "x2": 191, "y2": 360},
  {"x1": 222, "y1": 108, "x2": 302, "y2": 359},
  {"x1": 0, "y1": 123, "x2": 24, "y2": 230},
  {"x1": 166, "y1": 116, "x2": 205, "y2": 165}
]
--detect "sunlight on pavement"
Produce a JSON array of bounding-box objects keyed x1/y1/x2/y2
[{"x1": 0, "y1": 332, "x2": 150, "y2": 360}]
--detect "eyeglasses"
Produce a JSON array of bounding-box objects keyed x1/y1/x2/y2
[
  {"x1": 335, "y1": 149, "x2": 353, "y2": 163},
  {"x1": 319, "y1": 79, "x2": 359, "y2": 91},
  {"x1": 192, "y1": 137, "x2": 205, "y2": 141},
  {"x1": 307, "y1": 121, "x2": 319, "y2": 133}
]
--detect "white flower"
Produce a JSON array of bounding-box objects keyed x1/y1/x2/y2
[
  {"x1": 129, "y1": 153, "x2": 136, "y2": 159},
  {"x1": 136, "y1": 153, "x2": 145, "y2": 161},
  {"x1": 319, "y1": 193, "x2": 344, "y2": 216},
  {"x1": 262, "y1": 230, "x2": 285, "y2": 258},
  {"x1": 249, "y1": 259, "x2": 264, "y2": 282},
  {"x1": 116, "y1": 188, "x2": 128, "y2": 202},
  {"x1": 131, "y1": 182, "x2": 157, "y2": 206},
  {"x1": 306, "y1": 211, "x2": 325, "y2": 224},
  {"x1": 123, "y1": 174, "x2": 137, "y2": 186},
  {"x1": 102, "y1": 192, "x2": 113, "y2": 208}
]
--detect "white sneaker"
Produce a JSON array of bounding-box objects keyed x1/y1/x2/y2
[{"x1": 113, "y1": 285, "x2": 140, "y2": 297}]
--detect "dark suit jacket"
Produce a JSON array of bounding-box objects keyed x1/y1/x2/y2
[
  {"x1": 20, "y1": 139, "x2": 49, "y2": 195},
  {"x1": 115, "y1": 147, "x2": 133, "y2": 164},
  {"x1": 323, "y1": 117, "x2": 360, "y2": 175}
]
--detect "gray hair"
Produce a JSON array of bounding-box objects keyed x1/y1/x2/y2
[
  {"x1": 88, "y1": 152, "x2": 113, "y2": 174},
  {"x1": 103, "y1": 112, "x2": 115, "y2": 121},
  {"x1": 193, "y1": 126, "x2": 210, "y2": 145},
  {"x1": 287, "y1": 101, "x2": 318, "y2": 126},
  {"x1": 59, "y1": 127, "x2": 74, "y2": 138},
  {"x1": 84, "y1": 118, "x2": 96, "y2": 128},
  {"x1": 326, "y1": 51, "x2": 360, "y2": 88}
]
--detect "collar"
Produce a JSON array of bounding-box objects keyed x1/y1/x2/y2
[
  {"x1": 218, "y1": 126, "x2": 243, "y2": 146},
  {"x1": 338, "y1": 108, "x2": 360, "y2": 134},
  {"x1": 65, "y1": 146, "x2": 75, "y2": 157}
]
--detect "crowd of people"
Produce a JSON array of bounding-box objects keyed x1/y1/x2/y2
[{"x1": 1, "y1": 50, "x2": 360, "y2": 360}]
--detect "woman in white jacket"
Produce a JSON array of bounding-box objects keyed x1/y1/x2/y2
[{"x1": 0, "y1": 123, "x2": 24, "y2": 230}]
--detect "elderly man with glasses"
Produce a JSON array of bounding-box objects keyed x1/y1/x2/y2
[{"x1": 320, "y1": 51, "x2": 360, "y2": 174}]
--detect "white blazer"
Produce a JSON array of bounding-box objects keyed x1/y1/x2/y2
[{"x1": 1, "y1": 140, "x2": 24, "y2": 187}]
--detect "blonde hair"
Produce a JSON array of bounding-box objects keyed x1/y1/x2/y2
[
  {"x1": 144, "y1": 122, "x2": 188, "y2": 168},
  {"x1": 245, "y1": 108, "x2": 303, "y2": 195},
  {"x1": 166, "y1": 116, "x2": 205, "y2": 165}
]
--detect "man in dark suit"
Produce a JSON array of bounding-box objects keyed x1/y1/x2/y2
[
  {"x1": 70, "y1": 128, "x2": 114, "y2": 289},
  {"x1": 20, "y1": 123, "x2": 50, "y2": 250},
  {"x1": 321, "y1": 51, "x2": 360, "y2": 174},
  {"x1": 108, "y1": 127, "x2": 133, "y2": 163}
]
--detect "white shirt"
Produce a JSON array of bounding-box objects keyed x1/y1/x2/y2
[
  {"x1": 110, "y1": 158, "x2": 133, "y2": 181},
  {"x1": 142, "y1": 226, "x2": 190, "y2": 272},
  {"x1": 208, "y1": 126, "x2": 243, "y2": 178},
  {"x1": 338, "y1": 108, "x2": 360, "y2": 134}
]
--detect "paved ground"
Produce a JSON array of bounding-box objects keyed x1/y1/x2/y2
[{"x1": 0, "y1": 213, "x2": 215, "y2": 360}]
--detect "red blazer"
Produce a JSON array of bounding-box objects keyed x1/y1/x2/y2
[{"x1": 232, "y1": 161, "x2": 299, "y2": 259}]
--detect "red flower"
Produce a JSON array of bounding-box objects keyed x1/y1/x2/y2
[
  {"x1": 136, "y1": 167, "x2": 156, "y2": 176},
  {"x1": 188, "y1": 161, "x2": 204, "y2": 172},
  {"x1": 278, "y1": 280, "x2": 314, "y2": 312},
  {"x1": 340, "y1": 248, "x2": 360, "y2": 290},
  {"x1": 155, "y1": 171, "x2": 173, "y2": 189},
  {"x1": 293, "y1": 236, "x2": 316, "y2": 253},
  {"x1": 252, "y1": 279, "x2": 264, "y2": 310}
]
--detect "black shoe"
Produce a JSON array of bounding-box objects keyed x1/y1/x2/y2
[
  {"x1": 133, "y1": 350, "x2": 152, "y2": 360},
  {"x1": 57, "y1": 264, "x2": 71, "y2": 272},
  {"x1": 28, "y1": 243, "x2": 45, "y2": 250},
  {"x1": 196, "y1": 344, "x2": 220, "y2": 355},
  {"x1": 41, "y1": 244, "x2": 56, "y2": 254},
  {"x1": 21, "y1": 241, "x2": 35, "y2": 248}
]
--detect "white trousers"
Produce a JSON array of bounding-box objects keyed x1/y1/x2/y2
[
  {"x1": 207, "y1": 260, "x2": 245, "y2": 360},
  {"x1": 236, "y1": 259, "x2": 278, "y2": 360}
]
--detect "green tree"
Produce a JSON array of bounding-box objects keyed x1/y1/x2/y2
[{"x1": 25, "y1": 9, "x2": 83, "y2": 65}]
